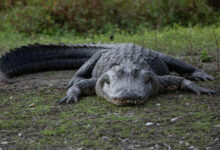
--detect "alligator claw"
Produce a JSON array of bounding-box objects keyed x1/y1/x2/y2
[
  {"x1": 57, "y1": 95, "x2": 78, "y2": 105},
  {"x1": 57, "y1": 97, "x2": 68, "y2": 104},
  {"x1": 190, "y1": 70, "x2": 214, "y2": 81},
  {"x1": 183, "y1": 79, "x2": 216, "y2": 95},
  {"x1": 194, "y1": 88, "x2": 216, "y2": 95}
]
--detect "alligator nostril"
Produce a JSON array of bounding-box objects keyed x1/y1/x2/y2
[
  {"x1": 117, "y1": 88, "x2": 127, "y2": 93},
  {"x1": 111, "y1": 91, "x2": 143, "y2": 100}
]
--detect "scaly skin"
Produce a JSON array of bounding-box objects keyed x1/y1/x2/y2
[
  {"x1": 56, "y1": 43, "x2": 215, "y2": 106},
  {"x1": 0, "y1": 43, "x2": 216, "y2": 106}
]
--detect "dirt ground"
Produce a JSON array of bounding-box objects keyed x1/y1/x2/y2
[
  {"x1": 0, "y1": 60, "x2": 220, "y2": 150},
  {"x1": 0, "y1": 70, "x2": 75, "y2": 91}
]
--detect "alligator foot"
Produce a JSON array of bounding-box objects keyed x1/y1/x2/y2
[
  {"x1": 190, "y1": 70, "x2": 214, "y2": 81},
  {"x1": 57, "y1": 95, "x2": 79, "y2": 104},
  {"x1": 182, "y1": 79, "x2": 216, "y2": 94}
]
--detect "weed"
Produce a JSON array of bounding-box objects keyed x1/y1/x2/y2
[{"x1": 200, "y1": 50, "x2": 213, "y2": 62}]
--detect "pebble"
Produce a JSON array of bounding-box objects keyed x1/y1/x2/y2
[
  {"x1": 179, "y1": 140, "x2": 184, "y2": 144},
  {"x1": 0, "y1": 147, "x2": 2, "y2": 150},
  {"x1": 178, "y1": 95, "x2": 183, "y2": 99},
  {"x1": 102, "y1": 136, "x2": 109, "y2": 141},
  {"x1": 127, "y1": 145, "x2": 134, "y2": 150},
  {"x1": 121, "y1": 138, "x2": 129, "y2": 143},
  {"x1": 170, "y1": 117, "x2": 179, "y2": 122},
  {"x1": 167, "y1": 134, "x2": 173, "y2": 138},
  {"x1": 214, "y1": 137, "x2": 219, "y2": 142},
  {"x1": 9, "y1": 96, "x2": 13, "y2": 99},
  {"x1": 185, "y1": 142, "x2": 189, "y2": 146},
  {"x1": 135, "y1": 144, "x2": 141, "y2": 148},
  {"x1": 18, "y1": 133, "x2": 22, "y2": 137},
  {"x1": 145, "y1": 122, "x2": 154, "y2": 126},
  {"x1": 155, "y1": 144, "x2": 161, "y2": 149},
  {"x1": 214, "y1": 125, "x2": 220, "y2": 128},
  {"x1": 1, "y1": 142, "x2": 8, "y2": 145},
  {"x1": 185, "y1": 103, "x2": 190, "y2": 107},
  {"x1": 28, "y1": 103, "x2": 35, "y2": 108},
  {"x1": 156, "y1": 103, "x2": 161, "y2": 107}
]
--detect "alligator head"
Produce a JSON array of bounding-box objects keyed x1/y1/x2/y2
[{"x1": 95, "y1": 63, "x2": 159, "y2": 106}]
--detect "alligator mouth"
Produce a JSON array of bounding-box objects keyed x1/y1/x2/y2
[
  {"x1": 112, "y1": 99, "x2": 145, "y2": 106},
  {"x1": 101, "y1": 91, "x2": 146, "y2": 106}
]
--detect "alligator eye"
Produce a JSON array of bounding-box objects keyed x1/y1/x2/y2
[
  {"x1": 104, "y1": 75, "x2": 110, "y2": 84},
  {"x1": 106, "y1": 78, "x2": 110, "y2": 84},
  {"x1": 116, "y1": 68, "x2": 124, "y2": 77},
  {"x1": 131, "y1": 68, "x2": 139, "y2": 76},
  {"x1": 144, "y1": 75, "x2": 150, "y2": 84}
]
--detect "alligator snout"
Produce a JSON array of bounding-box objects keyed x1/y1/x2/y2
[
  {"x1": 111, "y1": 90, "x2": 144, "y2": 100},
  {"x1": 109, "y1": 90, "x2": 145, "y2": 106},
  {"x1": 95, "y1": 63, "x2": 159, "y2": 106}
]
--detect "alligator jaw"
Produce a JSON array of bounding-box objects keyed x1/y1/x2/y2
[
  {"x1": 111, "y1": 99, "x2": 146, "y2": 106},
  {"x1": 100, "y1": 91, "x2": 146, "y2": 106}
]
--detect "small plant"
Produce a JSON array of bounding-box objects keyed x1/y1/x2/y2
[
  {"x1": 0, "y1": 0, "x2": 220, "y2": 34},
  {"x1": 218, "y1": 72, "x2": 220, "y2": 79},
  {"x1": 200, "y1": 50, "x2": 213, "y2": 62}
]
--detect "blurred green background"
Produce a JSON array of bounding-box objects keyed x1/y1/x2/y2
[
  {"x1": 0, "y1": 0, "x2": 220, "y2": 35},
  {"x1": 0, "y1": 1, "x2": 220, "y2": 149}
]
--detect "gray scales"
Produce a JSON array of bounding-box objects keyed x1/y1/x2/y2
[{"x1": 0, "y1": 43, "x2": 216, "y2": 106}]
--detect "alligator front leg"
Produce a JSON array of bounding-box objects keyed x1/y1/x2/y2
[
  {"x1": 155, "y1": 51, "x2": 214, "y2": 81},
  {"x1": 57, "y1": 78, "x2": 97, "y2": 104},
  {"x1": 57, "y1": 50, "x2": 107, "y2": 104},
  {"x1": 157, "y1": 75, "x2": 216, "y2": 94}
]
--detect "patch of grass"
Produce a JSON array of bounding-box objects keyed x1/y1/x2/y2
[
  {"x1": 0, "y1": 25, "x2": 220, "y2": 57},
  {"x1": 42, "y1": 130, "x2": 56, "y2": 136},
  {"x1": 0, "y1": 89, "x2": 219, "y2": 149},
  {"x1": 200, "y1": 50, "x2": 213, "y2": 62},
  {"x1": 192, "y1": 121, "x2": 211, "y2": 132}
]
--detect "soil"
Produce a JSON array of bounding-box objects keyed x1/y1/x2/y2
[{"x1": 0, "y1": 60, "x2": 219, "y2": 150}]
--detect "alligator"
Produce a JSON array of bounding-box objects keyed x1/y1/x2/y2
[{"x1": 0, "y1": 43, "x2": 216, "y2": 106}]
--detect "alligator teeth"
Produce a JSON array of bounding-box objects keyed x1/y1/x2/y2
[{"x1": 112, "y1": 99, "x2": 145, "y2": 106}]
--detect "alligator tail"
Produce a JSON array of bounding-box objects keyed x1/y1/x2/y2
[{"x1": 0, "y1": 43, "x2": 108, "y2": 79}]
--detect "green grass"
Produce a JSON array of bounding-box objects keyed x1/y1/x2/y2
[
  {"x1": 0, "y1": 25, "x2": 220, "y2": 56},
  {"x1": 0, "y1": 26, "x2": 220, "y2": 149}
]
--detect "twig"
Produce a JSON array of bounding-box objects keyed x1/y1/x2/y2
[
  {"x1": 188, "y1": 25, "x2": 193, "y2": 52},
  {"x1": 212, "y1": 27, "x2": 220, "y2": 71},
  {"x1": 0, "y1": 130, "x2": 7, "y2": 133},
  {"x1": 154, "y1": 29, "x2": 158, "y2": 50},
  {"x1": 164, "y1": 143, "x2": 171, "y2": 150},
  {"x1": 146, "y1": 142, "x2": 171, "y2": 150},
  {"x1": 58, "y1": 106, "x2": 64, "y2": 112}
]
